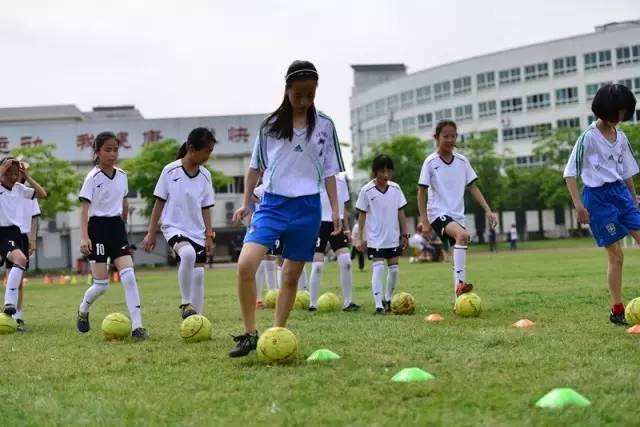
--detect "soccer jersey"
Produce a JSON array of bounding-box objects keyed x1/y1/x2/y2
[
  {"x1": 249, "y1": 111, "x2": 345, "y2": 198},
  {"x1": 0, "y1": 183, "x2": 35, "y2": 227},
  {"x1": 154, "y1": 160, "x2": 216, "y2": 246},
  {"x1": 355, "y1": 180, "x2": 407, "y2": 249},
  {"x1": 17, "y1": 199, "x2": 40, "y2": 234},
  {"x1": 563, "y1": 123, "x2": 639, "y2": 187},
  {"x1": 79, "y1": 167, "x2": 128, "y2": 218},
  {"x1": 253, "y1": 183, "x2": 265, "y2": 211},
  {"x1": 320, "y1": 173, "x2": 350, "y2": 221},
  {"x1": 418, "y1": 152, "x2": 478, "y2": 225}
]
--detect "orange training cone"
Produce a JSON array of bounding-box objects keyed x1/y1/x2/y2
[
  {"x1": 425, "y1": 313, "x2": 444, "y2": 323},
  {"x1": 626, "y1": 324, "x2": 640, "y2": 334},
  {"x1": 112, "y1": 272, "x2": 120, "y2": 282},
  {"x1": 513, "y1": 319, "x2": 535, "y2": 328}
]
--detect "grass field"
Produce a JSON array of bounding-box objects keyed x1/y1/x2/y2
[{"x1": 2, "y1": 237, "x2": 640, "y2": 426}]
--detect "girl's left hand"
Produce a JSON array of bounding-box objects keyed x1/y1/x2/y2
[
  {"x1": 486, "y1": 211, "x2": 498, "y2": 229},
  {"x1": 401, "y1": 235, "x2": 409, "y2": 250},
  {"x1": 205, "y1": 236, "x2": 215, "y2": 256},
  {"x1": 331, "y1": 210, "x2": 342, "y2": 236}
]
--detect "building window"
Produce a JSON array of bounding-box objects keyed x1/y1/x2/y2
[
  {"x1": 401, "y1": 116, "x2": 416, "y2": 133},
  {"x1": 500, "y1": 97, "x2": 523, "y2": 114},
  {"x1": 618, "y1": 77, "x2": 640, "y2": 95},
  {"x1": 526, "y1": 93, "x2": 551, "y2": 110},
  {"x1": 557, "y1": 117, "x2": 580, "y2": 129},
  {"x1": 435, "y1": 108, "x2": 452, "y2": 122},
  {"x1": 553, "y1": 56, "x2": 577, "y2": 76},
  {"x1": 401, "y1": 90, "x2": 414, "y2": 108},
  {"x1": 556, "y1": 87, "x2": 579, "y2": 105},
  {"x1": 416, "y1": 86, "x2": 431, "y2": 104},
  {"x1": 524, "y1": 62, "x2": 549, "y2": 81},
  {"x1": 454, "y1": 104, "x2": 473, "y2": 121},
  {"x1": 365, "y1": 103, "x2": 375, "y2": 119},
  {"x1": 616, "y1": 45, "x2": 640, "y2": 65},
  {"x1": 453, "y1": 76, "x2": 472, "y2": 95},
  {"x1": 584, "y1": 50, "x2": 612, "y2": 70},
  {"x1": 387, "y1": 95, "x2": 399, "y2": 112},
  {"x1": 365, "y1": 128, "x2": 376, "y2": 144},
  {"x1": 375, "y1": 99, "x2": 386, "y2": 116},
  {"x1": 586, "y1": 81, "x2": 612, "y2": 100},
  {"x1": 477, "y1": 71, "x2": 495, "y2": 90},
  {"x1": 478, "y1": 100, "x2": 497, "y2": 118},
  {"x1": 389, "y1": 120, "x2": 400, "y2": 137},
  {"x1": 499, "y1": 67, "x2": 521, "y2": 85},
  {"x1": 502, "y1": 123, "x2": 552, "y2": 141},
  {"x1": 375, "y1": 123, "x2": 387, "y2": 139},
  {"x1": 434, "y1": 81, "x2": 451, "y2": 100},
  {"x1": 418, "y1": 112, "x2": 433, "y2": 129}
]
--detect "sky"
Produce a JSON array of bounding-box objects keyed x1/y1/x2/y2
[{"x1": 2, "y1": 0, "x2": 639, "y2": 148}]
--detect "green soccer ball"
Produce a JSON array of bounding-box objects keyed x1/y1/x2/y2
[
  {"x1": 391, "y1": 292, "x2": 416, "y2": 315},
  {"x1": 317, "y1": 292, "x2": 341, "y2": 312},
  {"x1": 454, "y1": 293, "x2": 483, "y2": 317},
  {"x1": 294, "y1": 291, "x2": 310, "y2": 310},
  {"x1": 180, "y1": 314, "x2": 212, "y2": 343},
  {"x1": 0, "y1": 313, "x2": 17, "y2": 334},
  {"x1": 264, "y1": 290, "x2": 279, "y2": 309},
  {"x1": 257, "y1": 327, "x2": 298, "y2": 363},
  {"x1": 101, "y1": 313, "x2": 131, "y2": 340},
  {"x1": 625, "y1": 297, "x2": 640, "y2": 325}
]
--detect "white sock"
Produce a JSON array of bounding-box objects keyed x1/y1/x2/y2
[
  {"x1": 79, "y1": 278, "x2": 109, "y2": 313},
  {"x1": 385, "y1": 264, "x2": 399, "y2": 302},
  {"x1": 276, "y1": 264, "x2": 283, "y2": 289},
  {"x1": 4, "y1": 266, "x2": 24, "y2": 307},
  {"x1": 255, "y1": 261, "x2": 266, "y2": 298},
  {"x1": 191, "y1": 267, "x2": 205, "y2": 314},
  {"x1": 119, "y1": 267, "x2": 143, "y2": 330},
  {"x1": 371, "y1": 261, "x2": 385, "y2": 309},
  {"x1": 309, "y1": 261, "x2": 325, "y2": 307},
  {"x1": 264, "y1": 260, "x2": 277, "y2": 291},
  {"x1": 177, "y1": 245, "x2": 196, "y2": 305},
  {"x1": 337, "y1": 252, "x2": 353, "y2": 307},
  {"x1": 13, "y1": 309, "x2": 22, "y2": 320},
  {"x1": 297, "y1": 264, "x2": 308, "y2": 290},
  {"x1": 453, "y1": 245, "x2": 468, "y2": 291}
]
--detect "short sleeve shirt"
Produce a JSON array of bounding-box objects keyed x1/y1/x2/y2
[
  {"x1": 355, "y1": 180, "x2": 407, "y2": 249},
  {"x1": 79, "y1": 167, "x2": 128, "y2": 217}
]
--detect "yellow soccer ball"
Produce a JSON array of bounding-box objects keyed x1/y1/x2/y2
[
  {"x1": 625, "y1": 297, "x2": 640, "y2": 325},
  {"x1": 0, "y1": 313, "x2": 17, "y2": 334},
  {"x1": 317, "y1": 292, "x2": 341, "y2": 312},
  {"x1": 294, "y1": 291, "x2": 310, "y2": 310},
  {"x1": 264, "y1": 290, "x2": 279, "y2": 309},
  {"x1": 391, "y1": 292, "x2": 416, "y2": 315},
  {"x1": 257, "y1": 327, "x2": 298, "y2": 363},
  {"x1": 180, "y1": 314, "x2": 212, "y2": 343},
  {"x1": 101, "y1": 313, "x2": 131, "y2": 340},
  {"x1": 454, "y1": 293, "x2": 483, "y2": 318}
]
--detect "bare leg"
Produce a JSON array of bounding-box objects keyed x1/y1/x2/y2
[
  {"x1": 237, "y1": 243, "x2": 268, "y2": 333},
  {"x1": 605, "y1": 242, "x2": 624, "y2": 306},
  {"x1": 274, "y1": 259, "x2": 305, "y2": 327}
]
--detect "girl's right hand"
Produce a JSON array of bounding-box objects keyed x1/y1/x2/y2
[
  {"x1": 356, "y1": 240, "x2": 367, "y2": 253},
  {"x1": 232, "y1": 206, "x2": 251, "y2": 225},
  {"x1": 577, "y1": 206, "x2": 590, "y2": 224},
  {"x1": 142, "y1": 232, "x2": 156, "y2": 252},
  {"x1": 80, "y1": 238, "x2": 92, "y2": 256}
]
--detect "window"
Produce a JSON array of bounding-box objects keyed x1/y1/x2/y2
[
  {"x1": 435, "y1": 108, "x2": 452, "y2": 121},
  {"x1": 477, "y1": 71, "x2": 495, "y2": 90},
  {"x1": 616, "y1": 45, "x2": 640, "y2": 65},
  {"x1": 375, "y1": 123, "x2": 387, "y2": 139},
  {"x1": 434, "y1": 81, "x2": 451, "y2": 100},
  {"x1": 216, "y1": 176, "x2": 245, "y2": 194},
  {"x1": 365, "y1": 103, "x2": 375, "y2": 119},
  {"x1": 401, "y1": 90, "x2": 414, "y2": 108},
  {"x1": 584, "y1": 50, "x2": 612, "y2": 70},
  {"x1": 389, "y1": 120, "x2": 400, "y2": 136},
  {"x1": 387, "y1": 95, "x2": 399, "y2": 112},
  {"x1": 478, "y1": 100, "x2": 496, "y2": 118},
  {"x1": 526, "y1": 93, "x2": 550, "y2": 110},
  {"x1": 502, "y1": 123, "x2": 552, "y2": 141},
  {"x1": 402, "y1": 117, "x2": 416, "y2": 133},
  {"x1": 418, "y1": 112, "x2": 433, "y2": 129},
  {"x1": 499, "y1": 67, "x2": 521, "y2": 85},
  {"x1": 454, "y1": 104, "x2": 473, "y2": 121},
  {"x1": 557, "y1": 117, "x2": 580, "y2": 129},
  {"x1": 453, "y1": 76, "x2": 472, "y2": 95},
  {"x1": 524, "y1": 62, "x2": 549, "y2": 81},
  {"x1": 556, "y1": 87, "x2": 579, "y2": 105},
  {"x1": 375, "y1": 99, "x2": 386, "y2": 116},
  {"x1": 500, "y1": 97, "x2": 523, "y2": 114},
  {"x1": 553, "y1": 56, "x2": 577, "y2": 75},
  {"x1": 586, "y1": 81, "x2": 612, "y2": 100},
  {"x1": 416, "y1": 86, "x2": 431, "y2": 104},
  {"x1": 618, "y1": 77, "x2": 640, "y2": 95}
]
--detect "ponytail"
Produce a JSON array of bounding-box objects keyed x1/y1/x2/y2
[
  {"x1": 176, "y1": 142, "x2": 188, "y2": 160},
  {"x1": 177, "y1": 128, "x2": 216, "y2": 160}
]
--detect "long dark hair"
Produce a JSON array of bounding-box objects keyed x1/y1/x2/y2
[
  {"x1": 93, "y1": 132, "x2": 119, "y2": 165},
  {"x1": 176, "y1": 127, "x2": 217, "y2": 159},
  {"x1": 263, "y1": 60, "x2": 319, "y2": 141}
]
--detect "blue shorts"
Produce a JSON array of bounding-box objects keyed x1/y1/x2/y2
[
  {"x1": 583, "y1": 181, "x2": 640, "y2": 247},
  {"x1": 244, "y1": 192, "x2": 321, "y2": 262}
]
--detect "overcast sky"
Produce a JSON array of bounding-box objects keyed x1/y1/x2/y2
[{"x1": 2, "y1": 0, "x2": 639, "y2": 145}]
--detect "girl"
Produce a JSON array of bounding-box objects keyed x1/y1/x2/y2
[
  {"x1": 0, "y1": 157, "x2": 46, "y2": 317},
  {"x1": 564, "y1": 84, "x2": 638, "y2": 325},
  {"x1": 142, "y1": 128, "x2": 216, "y2": 320},
  {"x1": 417, "y1": 120, "x2": 498, "y2": 299},
  {"x1": 229, "y1": 60, "x2": 344, "y2": 358},
  {"x1": 76, "y1": 132, "x2": 147, "y2": 341}
]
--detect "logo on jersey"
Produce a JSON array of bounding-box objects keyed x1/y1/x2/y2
[
  {"x1": 173, "y1": 178, "x2": 181, "y2": 182},
  {"x1": 293, "y1": 145, "x2": 303, "y2": 152},
  {"x1": 606, "y1": 223, "x2": 617, "y2": 235}
]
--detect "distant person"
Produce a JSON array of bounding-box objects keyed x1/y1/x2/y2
[
  {"x1": 488, "y1": 227, "x2": 497, "y2": 252},
  {"x1": 509, "y1": 224, "x2": 518, "y2": 251},
  {"x1": 564, "y1": 83, "x2": 639, "y2": 326}
]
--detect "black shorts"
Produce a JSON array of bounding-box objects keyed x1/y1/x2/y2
[
  {"x1": 88, "y1": 216, "x2": 131, "y2": 263},
  {"x1": 431, "y1": 215, "x2": 463, "y2": 247},
  {"x1": 367, "y1": 246, "x2": 402, "y2": 260},
  {"x1": 0, "y1": 226, "x2": 27, "y2": 268},
  {"x1": 5, "y1": 233, "x2": 30, "y2": 270},
  {"x1": 168, "y1": 235, "x2": 207, "y2": 264},
  {"x1": 315, "y1": 221, "x2": 349, "y2": 254}
]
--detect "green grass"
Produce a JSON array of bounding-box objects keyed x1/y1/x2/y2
[{"x1": 2, "y1": 237, "x2": 640, "y2": 426}]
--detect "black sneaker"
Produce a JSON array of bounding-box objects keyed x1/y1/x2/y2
[
  {"x1": 3, "y1": 304, "x2": 16, "y2": 316},
  {"x1": 180, "y1": 304, "x2": 197, "y2": 319},
  {"x1": 15, "y1": 319, "x2": 29, "y2": 332},
  {"x1": 132, "y1": 327, "x2": 149, "y2": 342},
  {"x1": 374, "y1": 307, "x2": 385, "y2": 315},
  {"x1": 308, "y1": 306, "x2": 317, "y2": 312},
  {"x1": 610, "y1": 311, "x2": 628, "y2": 326},
  {"x1": 77, "y1": 311, "x2": 90, "y2": 333},
  {"x1": 229, "y1": 331, "x2": 259, "y2": 358},
  {"x1": 382, "y1": 300, "x2": 391, "y2": 313},
  {"x1": 342, "y1": 302, "x2": 361, "y2": 312}
]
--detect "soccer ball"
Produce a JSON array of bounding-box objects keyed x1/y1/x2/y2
[
  {"x1": 0, "y1": 313, "x2": 17, "y2": 334},
  {"x1": 454, "y1": 293, "x2": 483, "y2": 317},
  {"x1": 295, "y1": 291, "x2": 310, "y2": 310},
  {"x1": 264, "y1": 290, "x2": 279, "y2": 309},
  {"x1": 317, "y1": 292, "x2": 341, "y2": 312},
  {"x1": 180, "y1": 314, "x2": 212, "y2": 343},
  {"x1": 391, "y1": 292, "x2": 416, "y2": 315},
  {"x1": 625, "y1": 297, "x2": 640, "y2": 325},
  {"x1": 257, "y1": 327, "x2": 298, "y2": 363},
  {"x1": 101, "y1": 313, "x2": 131, "y2": 340}
]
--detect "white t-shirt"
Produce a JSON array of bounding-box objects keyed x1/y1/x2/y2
[
  {"x1": 509, "y1": 227, "x2": 518, "y2": 241},
  {"x1": 17, "y1": 198, "x2": 41, "y2": 234},
  {"x1": 355, "y1": 180, "x2": 407, "y2": 249},
  {"x1": 418, "y1": 152, "x2": 478, "y2": 225},
  {"x1": 253, "y1": 183, "x2": 265, "y2": 211},
  {"x1": 79, "y1": 167, "x2": 128, "y2": 217},
  {"x1": 249, "y1": 112, "x2": 345, "y2": 197},
  {"x1": 563, "y1": 123, "x2": 639, "y2": 187},
  {"x1": 320, "y1": 174, "x2": 350, "y2": 221},
  {"x1": 154, "y1": 160, "x2": 216, "y2": 246},
  {"x1": 0, "y1": 183, "x2": 35, "y2": 227}
]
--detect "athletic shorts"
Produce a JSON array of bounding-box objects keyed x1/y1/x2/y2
[
  {"x1": 583, "y1": 180, "x2": 640, "y2": 247},
  {"x1": 267, "y1": 238, "x2": 283, "y2": 257},
  {"x1": 315, "y1": 221, "x2": 348, "y2": 254},
  {"x1": 167, "y1": 234, "x2": 207, "y2": 264},
  {"x1": 367, "y1": 246, "x2": 402, "y2": 260},
  {"x1": 244, "y1": 192, "x2": 321, "y2": 262},
  {"x1": 0, "y1": 226, "x2": 25, "y2": 268},
  {"x1": 5, "y1": 233, "x2": 30, "y2": 270},
  {"x1": 431, "y1": 215, "x2": 463, "y2": 247},
  {"x1": 88, "y1": 216, "x2": 131, "y2": 263}
]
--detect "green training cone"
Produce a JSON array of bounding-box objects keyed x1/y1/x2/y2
[
  {"x1": 306, "y1": 349, "x2": 341, "y2": 362},
  {"x1": 391, "y1": 368, "x2": 435, "y2": 383},
  {"x1": 535, "y1": 388, "x2": 591, "y2": 409}
]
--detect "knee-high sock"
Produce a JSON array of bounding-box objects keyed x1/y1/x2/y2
[
  {"x1": 255, "y1": 261, "x2": 266, "y2": 298},
  {"x1": 371, "y1": 261, "x2": 385, "y2": 308},
  {"x1": 79, "y1": 278, "x2": 109, "y2": 313},
  {"x1": 309, "y1": 261, "x2": 325, "y2": 307},
  {"x1": 385, "y1": 264, "x2": 399, "y2": 302},
  {"x1": 191, "y1": 267, "x2": 205, "y2": 314},
  {"x1": 177, "y1": 245, "x2": 196, "y2": 305},
  {"x1": 264, "y1": 260, "x2": 277, "y2": 291},
  {"x1": 453, "y1": 245, "x2": 468, "y2": 291},
  {"x1": 337, "y1": 252, "x2": 353, "y2": 306},
  {"x1": 4, "y1": 267, "x2": 24, "y2": 307},
  {"x1": 276, "y1": 264, "x2": 283, "y2": 289},
  {"x1": 120, "y1": 267, "x2": 142, "y2": 329},
  {"x1": 297, "y1": 264, "x2": 308, "y2": 290}
]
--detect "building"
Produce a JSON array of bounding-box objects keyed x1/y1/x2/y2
[{"x1": 0, "y1": 105, "x2": 265, "y2": 269}]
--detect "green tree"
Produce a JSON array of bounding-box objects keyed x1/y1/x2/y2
[
  {"x1": 11, "y1": 144, "x2": 83, "y2": 219},
  {"x1": 123, "y1": 139, "x2": 231, "y2": 217}
]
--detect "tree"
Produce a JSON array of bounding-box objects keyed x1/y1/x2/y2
[
  {"x1": 11, "y1": 144, "x2": 83, "y2": 219},
  {"x1": 122, "y1": 139, "x2": 231, "y2": 217}
]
